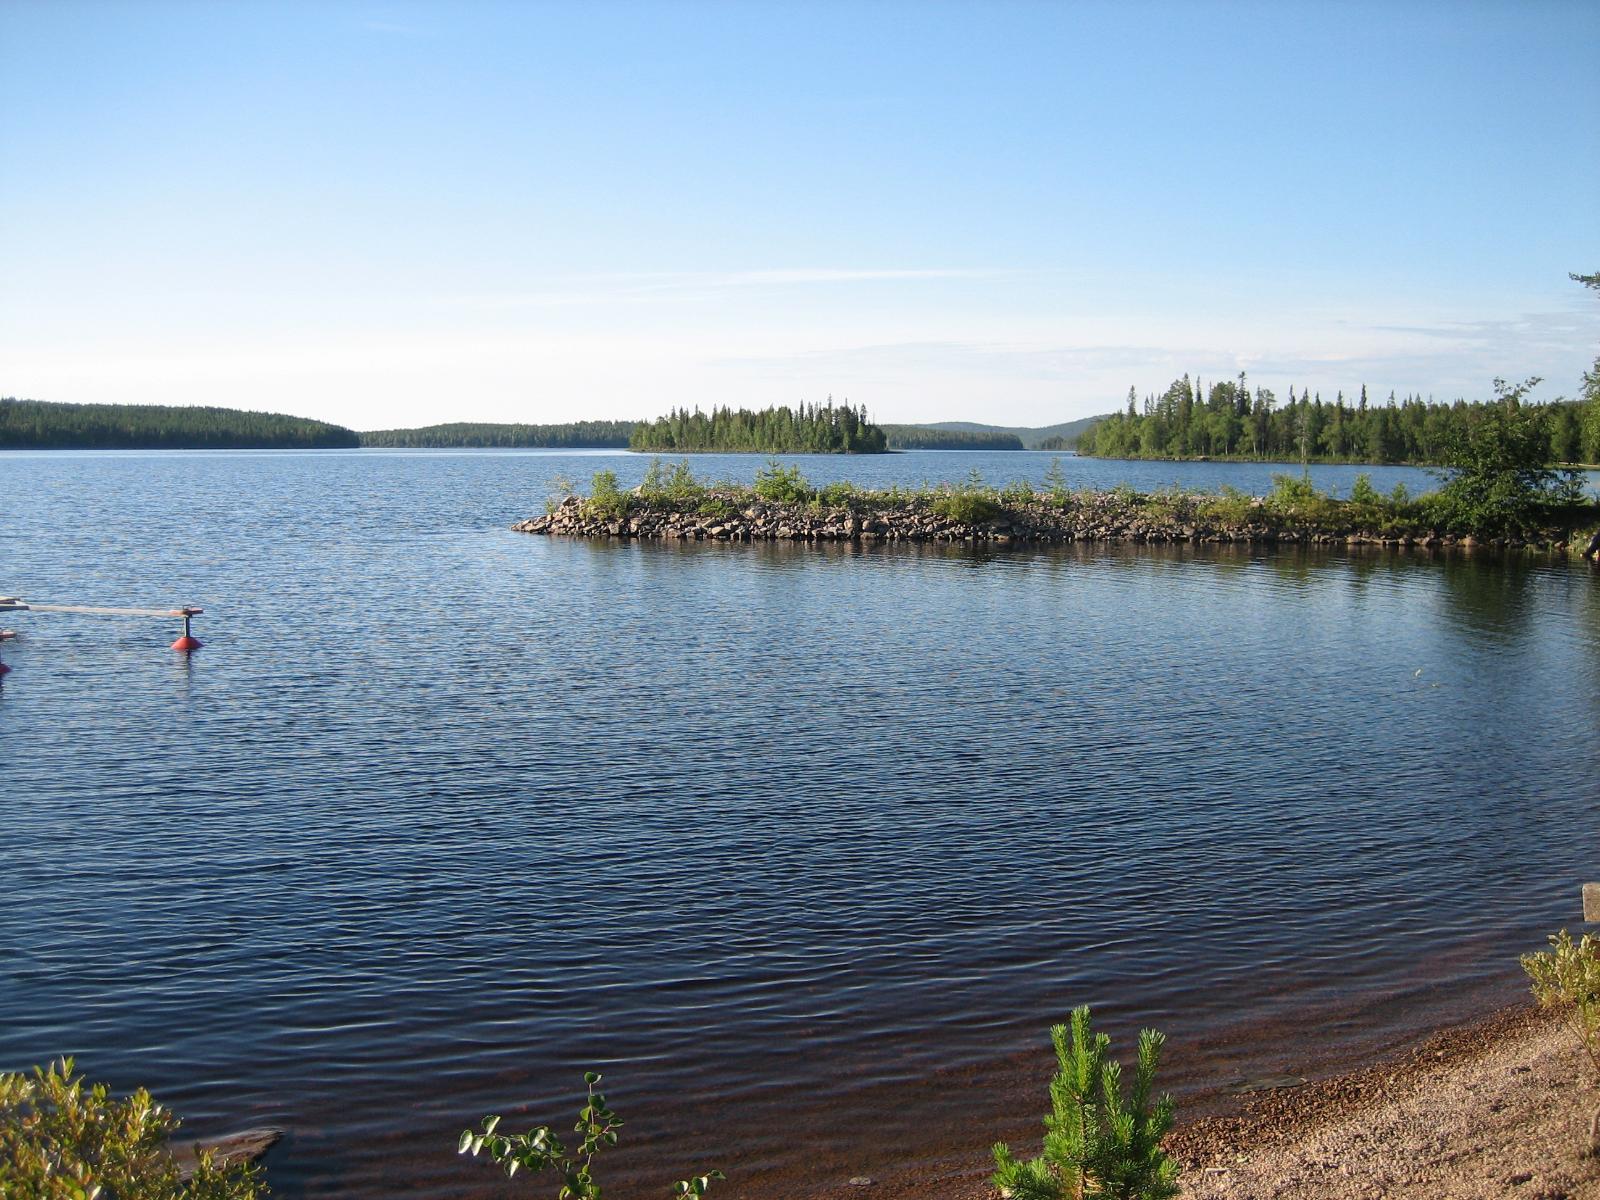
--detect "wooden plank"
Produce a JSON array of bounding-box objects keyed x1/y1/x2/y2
[{"x1": 22, "y1": 604, "x2": 199, "y2": 618}]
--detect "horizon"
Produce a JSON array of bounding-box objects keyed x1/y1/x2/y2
[{"x1": 3, "y1": 0, "x2": 1597, "y2": 429}]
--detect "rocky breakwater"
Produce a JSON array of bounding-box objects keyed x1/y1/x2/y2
[{"x1": 511, "y1": 490, "x2": 1569, "y2": 550}]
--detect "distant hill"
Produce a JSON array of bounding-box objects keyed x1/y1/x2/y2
[
  {"x1": 906, "y1": 414, "x2": 1115, "y2": 450},
  {"x1": 0, "y1": 397, "x2": 359, "y2": 450},
  {"x1": 360, "y1": 420, "x2": 636, "y2": 448}
]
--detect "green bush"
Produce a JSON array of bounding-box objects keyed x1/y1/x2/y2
[
  {"x1": 816, "y1": 480, "x2": 861, "y2": 508},
  {"x1": 1427, "y1": 379, "x2": 1584, "y2": 537},
  {"x1": 1000, "y1": 479, "x2": 1037, "y2": 506},
  {"x1": 582, "y1": 470, "x2": 630, "y2": 521},
  {"x1": 752, "y1": 460, "x2": 812, "y2": 504},
  {"x1": 931, "y1": 490, "x2": 1004, "y2": 524},
  {"x1": 659, "y1": 460, "x2": 707, "y2": 506},
  {"x1": 0, "y1": 1059, "x2": 267, "y2": 1200},
  {"x1": 1264, "y1": 473, "x2": 1335, "y2": 522},
  {"x1": 992, "y1": 1007, "x2": 1178, "y2": 1200},
  {"x1": 1522, "y1": 930, "x2": 1600, "y2": 1154},
  {"x1": 460, "y1": 1072, "x2": 722, "y2": 1200},
  {"x1": 1194, "y1": 484, "x2": 1254, "y2": 526},
  {"x1": 1348, "y1": 472, "x2": 1382, "y2": 508}
]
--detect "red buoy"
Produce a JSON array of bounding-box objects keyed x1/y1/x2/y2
[{"x1": 172, "y1": 609, "x2": 202, "y2": 652}]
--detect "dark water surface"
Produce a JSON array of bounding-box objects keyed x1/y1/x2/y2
[{"x1": 2, "y1": 450, "x2": 1597, "y2": 1198}]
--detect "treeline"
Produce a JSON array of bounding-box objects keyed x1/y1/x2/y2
[
  {"x1": 1077, "y1": 375, "x2": 1600, "y2": 465},
  {"x1": 629, "y1": 399, "x2": 888, "y2": 453},
  {"x1": 881, "y1": 425, "x2": 1025, "y2": 450},
  {"x1": 0, "y1": 397, "x2": 359, "y2": 449},
  {"x1": 360, "y1": 420, "x2": 636, "y2": 448}
]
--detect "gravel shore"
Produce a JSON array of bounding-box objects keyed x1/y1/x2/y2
[
  {"x1": 807, "y1": 1004, "x2": 1596, "y2": 1200},
  {"x1": 1168, "y1": 1003, "x2": 1596, "y2": 1200}
]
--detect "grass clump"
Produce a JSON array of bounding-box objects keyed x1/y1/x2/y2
[
  {"x1": 992, "y1": 1006, "x2": 1178, "y2": 1200},
  {"x1": 0, "y1": 1058, "x2": 267, "y2": 1200}
]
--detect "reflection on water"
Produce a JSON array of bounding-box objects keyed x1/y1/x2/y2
[{"x1": 1, "y1": 450, "x2": 1597, "y2": 1199}]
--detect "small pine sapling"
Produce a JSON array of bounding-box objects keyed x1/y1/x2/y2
[
  {"x1": 459, "y1": 1071, "x2": 723, "y2": 1199},
  {"x1": 992, "y1": 1006, "x2": 1179, "y2": 1200},
  {"x1": 1522, "y1": 930, "x2": 1600, "y2": 1155}
]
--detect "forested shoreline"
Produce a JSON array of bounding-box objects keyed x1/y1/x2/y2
[
  {"x1": 359, "y1": 421, "x2": 635, "y2": 448},
  {"x1": 1077, "y1": 375, "x2": 1600, "y2": 466},
  {"x1": 880, "y1": 425, "x2": 1024, "y2": 450},
  {"x1": 0, "y1": 398, "x2": 359, "y2": 450},
  {"x1": 629, "y1": 400, "x2": 888, "y2": 453}
]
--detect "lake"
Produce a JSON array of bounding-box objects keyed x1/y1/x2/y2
[{"x1": 2, "y1": 449, "x2": 1597, "y2": 1198}]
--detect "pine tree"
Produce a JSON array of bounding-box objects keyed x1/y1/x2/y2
[{"x1": 991, "y1": 1007, "x2": 1178, "y2": 1200}]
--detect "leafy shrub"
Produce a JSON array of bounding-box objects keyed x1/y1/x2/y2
[
  {"x1": 931, "y1": 490, "x2": 1004, "y2": 524},
  {"x1": 991, "y1": 1007, "x2": 1178, "y2": 1200},
  {"x1": 639, "y1": 457, "x2": 667, "y2": 497},
  {"x1": 1348, "y1": 473, "x2": 1382, "y2": 508},
  {"x1": 662, "y1": 460, "x2": 707, "y2": 506},
  {"x1": 1000, "y1": 479, "x2": 1037, "y2": 506},
  {"x1": 0, "y1": 1059, "x2": 267, "y2": 1200},
  {"x1": 1141, "y1": 484, "x2": 1192, "y2": 523},
  {"x1": 816, "y1": 480, "x2": 861, "y2": 508},
  {"x1": 1521, "y1": 930, "x2": 1600, "y2": 1154},
  {"x1": 582, "y1": 470, "x2": 630, "y2": 521},
  {"x1": 697, "y1": 497, "x2": 736, "y2": 520},
  {"x1": 1195, "y1": 484, "x2": 1254, "y2": 526},
  {"x1": 1427, "y1": 378, "x2": 1584, "y2": 536},
  {"x1": 1264, "y1": 472, "x2": 1335, "y2": 522},
  {"x1": 460, "y1": 1071, "x2": 722, "y2": 1200},
  {"x1": 752, "y1": 460, "x2": 812, "y2": 504}
]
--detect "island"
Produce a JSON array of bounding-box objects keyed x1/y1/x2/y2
[{"x1": 516, "y1": 460, "x2": 1600, "y2": 554}]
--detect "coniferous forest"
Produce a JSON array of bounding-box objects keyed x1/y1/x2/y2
[
  {"x1": 628, "y1": 399, "x2": 888, "y2": 453},
  {"x1": 359, "y1": 421, "x2": 636, "y2": 448},
  {"x1": 1076, "y1": 374, "x2": 1600, "y2": 465},
  {"x1": 0, "y1": 397, "x2": 360, "y2": 449},
  {"x1": 879, "y1": 425, "x2": 1025, "y2": 450}
]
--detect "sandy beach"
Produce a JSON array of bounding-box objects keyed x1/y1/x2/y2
[{"x1": 1170, "y1": 1003, "x2": 1598, "y2": 1200}]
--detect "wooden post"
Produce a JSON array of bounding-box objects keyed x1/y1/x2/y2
[{"x1": 1585, "y1": 883, "x2": 1600, "y2": 924}]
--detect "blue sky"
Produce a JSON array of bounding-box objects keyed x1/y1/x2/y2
[{"x1": 2, "y1": 0, "x2": 1596, "y2": 429}]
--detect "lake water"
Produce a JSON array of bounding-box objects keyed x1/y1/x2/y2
[{"x1": 3, "y1": 449, "x2": 1598, "y2": 1198}]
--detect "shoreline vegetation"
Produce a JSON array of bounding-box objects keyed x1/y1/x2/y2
[
  {"x1": 1, "y1": 399, "x2": 1074, "y2": 453},
  {"x1": 517, "y1": 460, "x2": 1600, "y2": 556},
  {"x1": 1075, "y1": 372, "x2": 1600, "y2": 466}
]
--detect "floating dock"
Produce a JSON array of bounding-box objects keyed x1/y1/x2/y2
[{"x1": 0, "y1": 597, "x2": 204, "y2": 675}]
